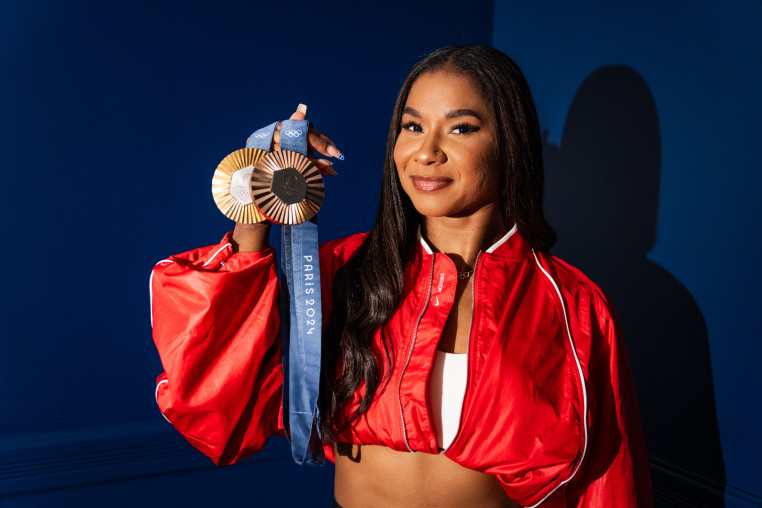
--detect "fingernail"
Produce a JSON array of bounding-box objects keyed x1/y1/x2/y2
[
  {"x1": 317, "y1": 159, "x2": 337, "y2": 176},
  {"x1": 297, "y1": 103, "x2": 307, "y2": 114},
  {"x1": 327, "y1": 145, "x2": 344, "y2": 160}
]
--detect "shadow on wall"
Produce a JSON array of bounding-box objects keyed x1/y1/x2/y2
[{"x1": 542, "y1": 66, "x2": 726, "y2": 506}]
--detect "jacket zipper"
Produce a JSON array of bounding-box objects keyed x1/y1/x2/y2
[
  {"x1": 442, "y1": 251, "x2": 481, "y2": 453},
  {"x1": 398, "y1": 254, "x2": 436, "y2": 452}
]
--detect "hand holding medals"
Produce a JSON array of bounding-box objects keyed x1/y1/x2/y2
[{"x1": 211, "y1": 104, "x2": 340, "y2": 225}]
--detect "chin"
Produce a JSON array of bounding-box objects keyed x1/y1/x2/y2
[
  {"x1": 410, "y1": 197, "x2": 501, "y2": 221},
  {"x1": 407, "y1": 197, "x2": 457, "y2": 218}
]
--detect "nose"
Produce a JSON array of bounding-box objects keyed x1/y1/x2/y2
[{"x1": 414, "y1": 134, "x2": 446, "y2": 165}]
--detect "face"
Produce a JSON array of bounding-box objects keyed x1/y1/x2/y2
[{"x1": 393, "y1": 70, "x2": 501, "y2": 219}]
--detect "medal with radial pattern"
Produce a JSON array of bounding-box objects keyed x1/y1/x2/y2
[
  {"x1": 211, "y1": 148, "x2": 268, "y2": 223},
  {"x1": 251, "y1": 150, "x2": 325, "y2": 225}
]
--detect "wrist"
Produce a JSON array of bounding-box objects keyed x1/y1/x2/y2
[{"x1": 232, "y1": 221, "x2": 271, "y2": 253}]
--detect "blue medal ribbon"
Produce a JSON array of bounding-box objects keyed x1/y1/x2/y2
[
  {"x1": 246, "y1": 122, "x2": 278, "y2": 150},
  {"x1": 247, "y1": 119, "x2": 325, "y2": 465}
]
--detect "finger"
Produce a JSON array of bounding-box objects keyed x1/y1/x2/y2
[
  {"x1": 275, "y1": 104, "x2": 346, "y2": 161},
  {"x1": 306, "y1": 153, "x2": 336, "y2": 174},
  {"x1": 273, "y1": 104, "x2": 305, "y2": 151},
  {"x1": 319, "y1": 165, "x2": 338, "y2": 176},
  {"x1": 289, "y1": 103, "x2": 307, "y2": 121},
  {"x1": 312, "y1": 158, "x2": 337, "y2": 176},
  {"x1": 308, "y1": 130, "x2": 343, "y2": 160},
  {"x1": 288, "y1": 104, "x2": 343, "y2": 159}
]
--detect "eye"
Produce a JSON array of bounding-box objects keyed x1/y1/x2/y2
[
  {"x1": 401, "y1": 121, "x2": 423, "y2": 133},
  {"x1": 451, "y1": 123, "x2": 480, "y2": 135}
]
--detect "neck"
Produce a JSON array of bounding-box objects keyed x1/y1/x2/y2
[{"x1": 421, "y1": 204, "x2": 507, "y2": 271}]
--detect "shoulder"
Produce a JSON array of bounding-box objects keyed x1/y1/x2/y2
[
  {"x1": 319, "y1": 231, "x2": 369, "y2": 265},
  {"x1": 533, "y1": 251, "x2": 613, "y2": 313},
  {"x1": 531, "y1": 251, "x2": 621, "y2": 359},
  {"x1": 551, "y1": 255, "x2": 609, "y2": 302},
  {"x1": 318, "y1": 232, "x2": 370, "y2": 305}
]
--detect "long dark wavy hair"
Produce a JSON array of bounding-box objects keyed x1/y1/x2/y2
[{"x1": 319, "y1": 45, "x2": 555, "y2": 442}]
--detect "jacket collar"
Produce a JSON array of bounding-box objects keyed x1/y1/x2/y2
[{"x1": 416, "y1": 223, "x2": 530, "y2": 260}]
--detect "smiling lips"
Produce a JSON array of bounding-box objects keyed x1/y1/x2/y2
[{"x1": 410, "y1": 176, "x2": 453, "y2": 192}]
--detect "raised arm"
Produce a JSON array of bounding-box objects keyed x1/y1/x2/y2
[
  {"x1": 151, "y1": 104, "x2": 345, "y2": 465},
  {"x1": 151, "y1": 234, "x2": 283, "y2": 465}
]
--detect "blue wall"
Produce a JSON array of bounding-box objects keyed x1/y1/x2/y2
[
  {"x1": 493, "y1": 1, "x2": 761, "y2": 506},
  {"x1": 0, "y1": 0, "x2": 493, "y2": 505}
]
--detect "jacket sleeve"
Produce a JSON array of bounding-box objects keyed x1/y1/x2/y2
[
  {"x1": 150, "y1": 232, "x2": 284, "y2": 465},
  {"x1": 556, "y1": 292, "x2": 653, "y2": 507},
  {"x1": 503, "y1": 256, "x2": 652, "y2": 508}
]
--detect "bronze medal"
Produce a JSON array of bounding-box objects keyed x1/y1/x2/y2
[{"x1": 251, "y1": 150, "x2": 325, "y2": 225}]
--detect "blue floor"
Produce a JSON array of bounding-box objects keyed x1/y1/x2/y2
[{"x1": 2, "y1": 458, "x2": 335, "y2": 508}]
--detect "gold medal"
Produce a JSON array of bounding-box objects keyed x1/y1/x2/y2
[
  {"x1": 211, "y1": 148, "x2": 268, "y2": 223},
  {"x1": 251, "y1": 150, "x2": 325, "y2": 225}
]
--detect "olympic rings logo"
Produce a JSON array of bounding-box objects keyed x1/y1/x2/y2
[
  {"x1": 284, "y1": 129, "x2": 303, "y2": 137},
  {"x1": 253, "y1": 132, "x2": 268, "y2": 138}
]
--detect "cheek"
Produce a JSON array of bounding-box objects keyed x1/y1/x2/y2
[
  {"x1": 393, "y1": 139, "x2": 406, "y2": 172},
  {"x1": 393, "y1": 141, "x2": 410, "y2": 194},
  {"x1": 478, "y1": 150, "x2": 502, "y2": 194}
]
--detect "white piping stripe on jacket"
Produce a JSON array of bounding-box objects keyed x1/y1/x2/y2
[
  {"x1": 485, "y1": 224, "x2": 518, "y2": 253},
  {"x1": 149, "y1": 259, "x2": 174, "y2": 328},
  {"x1": 417, "y1": 229, "x2": 433, "y2": 254},
  {"x1": 155, "y1": 379, "x2": 171, "y2": 423},
  {"x1": 418, "y1": 224, "x2": 518, "y2": 255},
  {"x1": 202, "y1": 243, "x2": 232, "y2": 267},
  {"x1": 528, "y1": 249, "x2": 589, "y2": 508},
  {"x1": 149, "y1": 243, "x2": 229, "y2": 327}
]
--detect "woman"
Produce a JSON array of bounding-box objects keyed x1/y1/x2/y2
[{"x1": 151, "y1": 45, "x2": 652, "y2": 507}]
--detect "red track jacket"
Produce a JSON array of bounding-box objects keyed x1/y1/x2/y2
[{"x1": 151, "y1": 226, "x2": 652, "y2": 507}]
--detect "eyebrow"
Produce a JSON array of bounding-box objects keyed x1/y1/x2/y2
[
  {"x1": 446, "y1": 109, "x2": 485, "y2": 121},
  {"x1": 402, "y1": 107, "x2": 485, "y2": 121}
]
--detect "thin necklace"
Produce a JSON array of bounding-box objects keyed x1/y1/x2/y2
[{"x1": 457, "y1": 269, "x2": 474, "y2": 280}]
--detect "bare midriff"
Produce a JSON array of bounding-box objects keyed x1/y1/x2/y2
[{"x1": 333, "y1": 443, "x2": 520, "y2": 508}]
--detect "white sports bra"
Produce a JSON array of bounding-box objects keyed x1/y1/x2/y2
[{"x1": 430, "y1": 350, "x2": 468, "y2": 450}]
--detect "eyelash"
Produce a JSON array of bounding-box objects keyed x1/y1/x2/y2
[
  {"x1": 452, "y1": 123, "x2": 480, "y2": 134},
  {"x1": 400, "y1": 121, "x2": 480, "y2": 135},
  {"x1": 401, "y1": 121, "x2": 423, "y2": 133}
]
